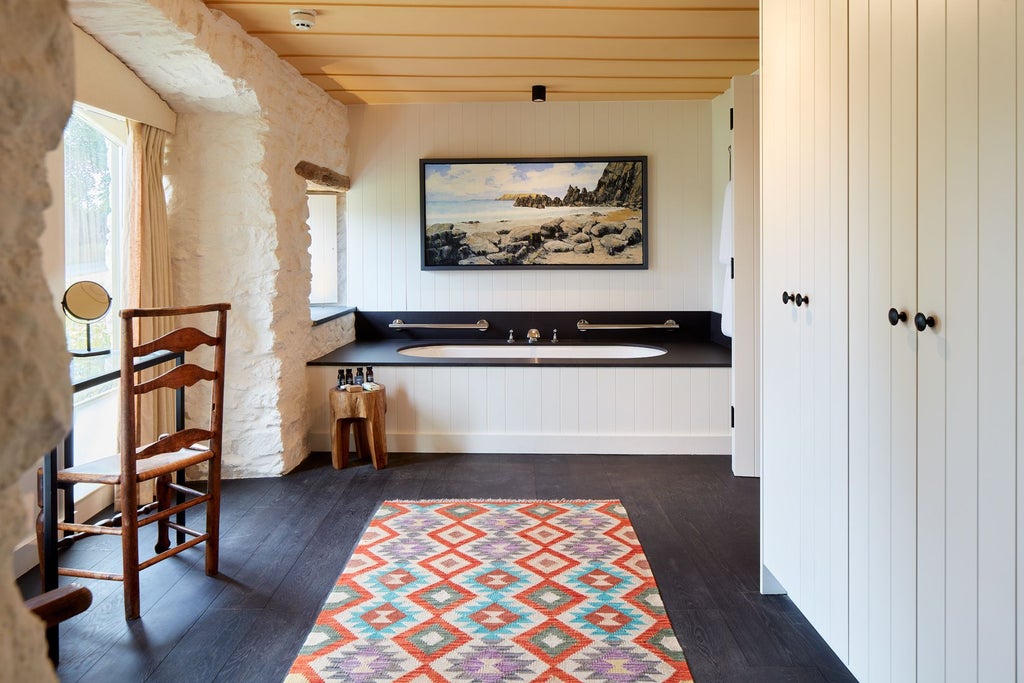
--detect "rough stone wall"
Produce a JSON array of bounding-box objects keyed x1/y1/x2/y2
[
  {"x1": 71, "y1": 0, "x2": 349, "y2": 476},
  {"x1": 0, "y1": 0, "x2": 73, "y2": 679}
]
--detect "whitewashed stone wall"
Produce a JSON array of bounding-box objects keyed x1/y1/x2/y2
[
  {"x1": 71, "y1": 0, "x2": 349, "y2": 475},
  {"x1": 0, "y1": 0, "x2": 73, "y2": 679}
]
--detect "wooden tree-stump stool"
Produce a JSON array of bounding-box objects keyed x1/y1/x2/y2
[{"x1": 329, "y1": 386, "x2": 388, "y2": 470}]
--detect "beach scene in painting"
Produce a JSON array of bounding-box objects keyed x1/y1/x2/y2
[{"x1": 422, "y1": 159, "x2": 645, "y2": 267}]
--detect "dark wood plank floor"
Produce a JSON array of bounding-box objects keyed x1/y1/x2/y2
[{"x1": 19, "y1": 453, "x2": 857, "y2": 682}]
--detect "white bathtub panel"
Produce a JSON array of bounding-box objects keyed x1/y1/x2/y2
[
  {"x1": 578, "y1": 368, "x2": 600, "y2": 435},
  {"x1": 307, "y1": 366, "x2": 730, "y2": 455},
  {"x1": 542, "y1": 368, "x2": 562, "y2": 434},
  {"x1": 485, "y1": 367, "x2": 506, "y2": 433},
  {"x1": 505, "y1": 367, "x2": 526, "y2": 434},
  {"x1": 559, "y1": 368, "x2": 581, "y2": 435},
  {"x1": 690, "y1": 368, "x2": 712, "y2": 434},
  {"x1": 652, "y1": 373, "x2": 674, "y2": 434},
  {"x1": 634, "y1": 368, "x2": 656, "y2": 434},
  {"x1": 671, "y1": 368, "x2": 694, "y2": 434},
  {"x1": 450, "y1": 367, "x2": 470, "y2": 435},
  {"x1": 614, "y1": 368, "x2": 637, "y2": 435}
]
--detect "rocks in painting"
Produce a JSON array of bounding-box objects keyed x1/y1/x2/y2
[
  {"x1": 591, "y1": 222, "x2": 624, "y2": 237},
  {"x1": 599, "y1": 234, "x2": 628, "y2": 255},
  {"x1": 574, "y1": 241, "x2": 594, "y2": 254},
  {"x1": 486, "y1": 251, "x2": 519, "y2": 265},
  {"x1": 543, "y1": 240, "x2": 573, "y2": 253},
  {"x1": 621, "y1": 225, "x2": 643, "y2": 245},
  {"x1": 466, "y1": 234, "x2": 499, "y2": 255},
  {"x1": 508, "y1": 224, "x2": 544, "y2": 245},
  {"x1": 514, "y1": 193, "x2": 562, "y2": 209},
  {"x1": 569, "y1": 232, "x2": 592, "y2": 244},
  {"x1": 458, "y1": 256, "x2": 494, "y2": 265},
  {"x1": 425, "y1": 223, "x2": 465, "y2": 266}
]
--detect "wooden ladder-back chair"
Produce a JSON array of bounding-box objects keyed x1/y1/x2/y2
[{"x1": 42, "y1": 303, "x2": 229, "y2": 620}]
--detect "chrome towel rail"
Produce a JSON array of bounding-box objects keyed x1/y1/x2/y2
[
  {"x1": 577, "y1": 319, "x2": 679, "y2": 331},
  {"x1": 389, "y1": 319, "x2": 489, "y2": 332}
]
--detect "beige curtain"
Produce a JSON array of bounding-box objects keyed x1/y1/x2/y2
[{"x1": 127, "y1": 121, "x2": 174, "y2": 449}]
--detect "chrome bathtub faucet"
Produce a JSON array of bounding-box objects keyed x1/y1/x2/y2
[
  {"x1": 527, "y1": 328, "x2": 540, "y2": 344},
  {"x1": 552, "y1": 329, "x2": 558, "y2": 343},
  {"x1": 507, "y1": 329, "x2": 514, "y2": 343}
]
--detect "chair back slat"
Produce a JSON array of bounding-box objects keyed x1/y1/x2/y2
[
  {"x1": 133, "y1": 363, "x2": 217, "y2": 395},
  {"x1": 136, "y1": 428, "x2": 214, "y2": 460},
  {"x1": 133, "y1": 327, "x2": 219, "y2": 357}
]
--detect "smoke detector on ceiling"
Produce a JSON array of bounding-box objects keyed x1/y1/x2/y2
[{"x1": 290, "y1": 8, "x2": 317, "y2": 30}]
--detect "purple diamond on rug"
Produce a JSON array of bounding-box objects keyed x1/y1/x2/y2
[{"x1": 440, "y1": 640, "x2": 541, "y2": 682}]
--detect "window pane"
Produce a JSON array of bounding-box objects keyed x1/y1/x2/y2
[{"x1": 64, "y1": 110, "x2": 125, "y2": 388}]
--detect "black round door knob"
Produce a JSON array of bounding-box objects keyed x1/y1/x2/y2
[
  {"x1": 782, "y1": 291, "x2": 793, "y2": 304},
  {"x1": 888, "y1": 308, "x2": 907, "y2": 326},
  {"x1": 795, "y1": 293, "x2": 809, "y2": 307},
  {"x1": 914, "y1": 312, "x2": 936, "y2": 331}
]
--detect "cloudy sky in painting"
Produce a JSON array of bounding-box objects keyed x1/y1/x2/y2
[{"x1": 424, "y1": 161, "x2": 608, "y2": 202}]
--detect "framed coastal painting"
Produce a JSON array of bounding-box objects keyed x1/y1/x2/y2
[{"x1": 420, "y1": 156, "x2": 648, "y2": 270}]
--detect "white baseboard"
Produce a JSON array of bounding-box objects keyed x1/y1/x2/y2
[{"x1": 308, "y1": 431, "x2": 731, "y2": 455}]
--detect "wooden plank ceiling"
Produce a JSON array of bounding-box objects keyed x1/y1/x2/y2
[{"x1": 201, "y1": 0, "x2": 759, "y2": 105}]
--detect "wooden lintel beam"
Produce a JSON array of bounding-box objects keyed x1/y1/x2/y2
[{"x1": 294, "y1": 161, "x2": 351, "y2": 190}]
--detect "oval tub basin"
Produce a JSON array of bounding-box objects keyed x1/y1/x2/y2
[{"x1": 398, "y1": 344, "x2": 667, "y2": 359}]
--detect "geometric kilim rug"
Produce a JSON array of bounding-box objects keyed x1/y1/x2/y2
[{"x1": 286, "y1": 500, "x2": 695, "y2": 682}]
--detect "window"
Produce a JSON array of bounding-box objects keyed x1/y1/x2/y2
[
  {"x1": 308, "y1": 193, "x2": 339, "y2": 304},
  {"x1": 63, "y1": 106, "x2": 128, "y2": 471},
  {"x1": 64, "y1": 106, "x2": 128, "y2": 387}
]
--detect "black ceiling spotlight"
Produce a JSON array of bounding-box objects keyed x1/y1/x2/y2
[{"x1": 532, "y1": 85, "x2": 546, "y2": 102}]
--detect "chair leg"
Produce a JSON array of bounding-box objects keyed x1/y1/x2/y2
[
  {"x1": 354, "y1": 421, "x2": 372, "y2": 464},
  {"x1": 121, "y1": 481, "x2": 141, "y2": 620},
  {"x1": 155, "y1": 474, "x2": 172, "y2": 553},
  {"x1": 206, "y1": 461, "x2": 221, "y2": 577}
]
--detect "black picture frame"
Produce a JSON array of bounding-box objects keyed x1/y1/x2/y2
[{"x1": 420, "y1": 156, "x2": 649, "y2": 270}]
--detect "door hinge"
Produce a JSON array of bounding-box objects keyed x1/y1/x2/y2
[
  {"x1": 730, "y1": 257, "x2": 734, "y2": 280},
  {"x1": 731, "y1": 405, "x2": 735, "y2": 429},
  {"x1": 729, "y1": 107, "x2": 734, "y2": 131}
]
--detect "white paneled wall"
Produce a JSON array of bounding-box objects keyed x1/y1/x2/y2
[
  {"x1": 345, "y1": 101, "x2": 715, "y2": 312},
  {"x1": 307, "y1": 366, "x2": 731, "y2": 455},
  {"x1": 763, "y1": 0, "x2": 1024, "y2": 681}
]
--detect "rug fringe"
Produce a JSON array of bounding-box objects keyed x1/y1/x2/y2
[{"x1": 383, "y1": 498, "x2": 623, "y2": 504}]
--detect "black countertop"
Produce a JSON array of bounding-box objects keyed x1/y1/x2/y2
[
  {"x1": 308, "y1": 310, "x2": 731, "y2": 368},
  {"x1": 309, "y1": 339, "x2": 730, "y2": 368}
]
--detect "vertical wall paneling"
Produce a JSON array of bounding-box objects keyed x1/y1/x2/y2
[
  {"x1": 765, "y1": 0, "x2": 1023, "y2": 679},
  {"x1": 759, "y1": 0, "x2": 793, "y2": 595},
  {"x1": 826, "y1": 0, "x2": 850, "y2": 658},
  {"x1": 1017, "y1": 2, "x2": 1024, "y2": 677},
  {"x1": 732, "y1": 75, "x2": 761, "y2": 478},
  {"x1": 845, "y1": 0, "x2": 870, "y2": 671},
  {"x1": 976, "y1": 0, "x2": 1017, "y2": 678},
  {"x1": 346, "y1": 101, "x2": 713, "y2": 312},
  {"x1": 760, "y1": 0, "x2": 849, "y2": 661},
  {"x1": 915, "y1": 1, "x2": 947, "y2": 679},
  {"x1": 944, "y1": 2, "x2": 981, "y2": 680},
  {"x1": 889, "y1": 0, "x2": 918, "y2": 679}
]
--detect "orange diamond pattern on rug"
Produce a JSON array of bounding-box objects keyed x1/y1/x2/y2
[{"x1": 286, "y1": 500, "x2": 694, "y2": 682}]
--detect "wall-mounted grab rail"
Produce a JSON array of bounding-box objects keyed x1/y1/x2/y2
[
  {"x1": 577, "y1": 319, "x2": 679, "y2": 331},
  {"x1": 389, "y1": 319, "x2": 489, "y2": 332}
]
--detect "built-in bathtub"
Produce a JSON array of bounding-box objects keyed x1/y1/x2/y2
[
  {"x1": 398, "y1": 343, "x2": 667, "y2": 360},
  {"x1": 306, "y1": 310, "x2": 732, "y2": 457}
]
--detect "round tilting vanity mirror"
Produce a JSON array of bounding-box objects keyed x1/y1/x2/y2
[{"x1": 62, "y1": 280, "x2": 112, "y2": 357}]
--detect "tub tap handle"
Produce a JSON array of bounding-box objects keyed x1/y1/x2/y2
[
  {"x1": 507, "y1": 329, "x2": 514, "y2": 343},
  {"x1": 551, "y1": 329, "x2": 558, "y2": 343}
]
